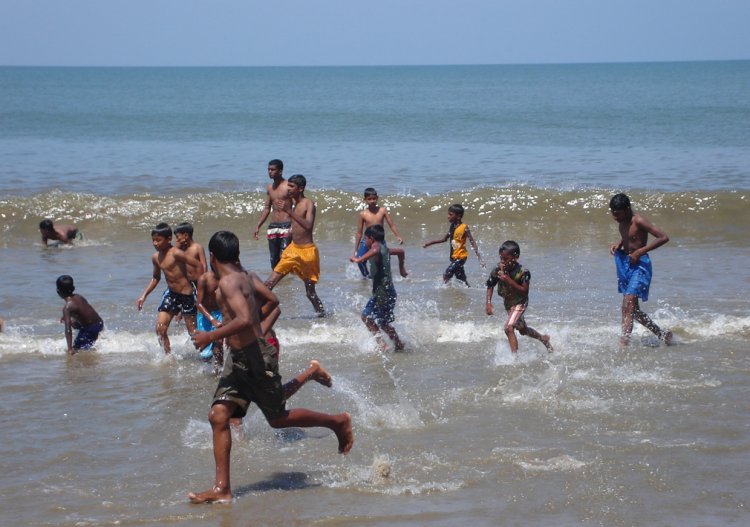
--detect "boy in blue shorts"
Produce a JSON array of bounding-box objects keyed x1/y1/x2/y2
[
  {"x1": 609, "y1": 193, "x2": 672, "y2": 346},
  {"x1": 57, "y1": 275, "x2": 104, "y2": 355},
  {"x1": 485, "y1": 241, "x2": 552, "y2": 355},
  {"x1": 423, "y1": 204, "x2": 485, "y2": 286},
  {"x1": 350, "y1": 225, "x2": 408, "y2": 351}
]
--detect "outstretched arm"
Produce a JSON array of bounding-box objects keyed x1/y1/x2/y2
[
  {"x1": 383, "y1": 208, "x2": 403, "y2": 244},
  {"x1": 422, "y1": 232, "x2": 450, "y2": 248},
  {"x1": 136, "y1": 255, "x2": 161, "y2": 310},
  {"x1": 465, "y1": 227, "x2": 485, "y2": 268}
]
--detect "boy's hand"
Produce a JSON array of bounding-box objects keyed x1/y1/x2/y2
[
  {"x1": 609, "y1": 244, "x2": 619, "y2": 255},
  {"x1": 349, "y1": 256, "x2": 359, "y2": 263},
  {"x1": 396, "y1": 236, "x2": 403, "y2": 245},
  {"x1": 479, "y1": 258, "x2": 486, "y2": 269},
  {"x1": 191, "y1": 331, "x2": 213, "y2": 349},
  {"x1": 253, "y1": 226, "x2": 260, "y2": 240},
  {"x1": 136, "y1": 297, "x2": 145, "y2": 311},
  {"x1": 486, "y1": 302, "x2": 494, "y2": 316}
]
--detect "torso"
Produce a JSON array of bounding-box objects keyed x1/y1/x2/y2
[
  {"x1": 268, "y1": 180, "x2": 292, "y2": 224},
  {"x1": 156, "y1": 248, "x2": 193, "y2": 295}
]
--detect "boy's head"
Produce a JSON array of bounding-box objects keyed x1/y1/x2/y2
[
  {"x1": 39, "y1": 219, "x2": 54, "y2": 232},
  {"x1": 448, "y1": 204, "x2": 465, "y2": 222},
  {"x1": 609, "y1": 193, "x2": 632, "y2": 222},
  {"x1": 208, "y1": 230, "x2": 240, "y2": 264},
  {"x1": 56, "y1": 275, "x2": 75, "y2": 298},
  {"x1": 151, "y1": 223, "x2": 172, "y2": 250},
  {"x1": 268, "y1": 159, "x2": 283, "y2": 178},
  {"x1": 287, "y1": 174, "x2": 306, "y2": 197},
  {"x1": 499, "y1": 240, "x2": 520, "y2": 265},
  {"x1": 151, "y1": 222, "x2": 172, "y2": 238},
  {"x1": 364, "y1": 224, "x2": 385, "y2": 243},
  {"x1": 174, "y1": 222, "x2": 193, "y2": 237},
  {"x1": 363, "y1": 187, "x2": 379, "y2": 207},
  {"x1": 174, "y1": 222, "x2": 193, "y2": 249}
]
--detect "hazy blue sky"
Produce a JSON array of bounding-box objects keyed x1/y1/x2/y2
[{"x1": 1, "y1": 0, "x2": 748, "y2": 66}]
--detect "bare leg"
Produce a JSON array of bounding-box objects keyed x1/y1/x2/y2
[
  {"x1": 188, "y1": 402, "x2": 236, "y2": 504},
  {"x1": 381, "y1": 323, "x2": 404, "y2": 351},
  {"x1": 265, "y1": 271, "x2": 284, "y2": 290},
  {"x1": 504, "y1": 324, "x2": 519, "y2": 354},
  {"x1": 283, "y1": 359, "x2": 333, "y2": 399},
  {"x1": 363, "y1": 316, "x2": 387, "y2": 351},
  {"x1": 156, "y1": 311, "x2": 173, "y2": 354},
  {"x1": 183, "y1": 314, "x2": 197, "y2": 337},
  {"x1": 520, "y1": 325, "x2": 553, "y2": 352},
  {"x1": 634, "y1": 307, "x2": 672, "y2": 344},
  {"x1": 268, "y1": 410, "x2": 353, "y2": 454},
  {"x1": 620, "y1": 295, "x2": 637, "y2": 346},
  {"x1": 304, "y1": 281, "x2": 325, "y2": 315}
]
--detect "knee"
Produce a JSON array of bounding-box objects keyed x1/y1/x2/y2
[
  {"x1": 503, "y1": 324, "x2": 514, "y2": 335},
  {"x1": 208, "y1": 405, "x2": 231, "y2": 427}
]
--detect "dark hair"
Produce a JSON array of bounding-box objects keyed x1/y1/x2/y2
[
  {"x1": 208, "y1": 230, "x2": 240, "y2": 263},
  {"x1": 56, "y1": 275, "x2": 75, "y2": 296},
  {"x1": 174, "y1": 222, "x2": 193, "y2": 236},
  {"x1": 448, "y1": 204, "x2": 465, "y2": 217},
  {"x1": 609, "y1": 193, "x2": 631, "y2": 211},
  {"x1": 364, "y1": 187, "x2": 378, "y2": 198},
  {"x1": 268, "y1": 159, "x2": 283, "y2": 170},
  {"x1": 39, "y1": 219, "x2": 54, "y2": 230},
  {"x1": 151, "y1": 222, "x2": 172, "y2": 238},
  {"x1": 288, "y1": 174, "x2": 306, "y2": 189},
  {"x1": 499, "y1": 240, "x2": 520, "y2": 258},
  {"x1": 364, "y1": 224, "x2": 385, "y2": 242}
]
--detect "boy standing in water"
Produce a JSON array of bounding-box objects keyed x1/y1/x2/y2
[
  {"x1": 350, "y1": 225, "x2": 408, "y2": 351},
  {"x1": 136, "y1": 223, "x2": 202, "y2": 354},
  {"x1": 56, "y1": 275, "x2": 104, "y2": 355},
  {"x1": 253, "y1": 159, "x2": 294, "y2": 270},
  {"x1": 265, "y1": 174, "x2": 326, "y2": 315},
  {"x1": 485, "y1": 241, "x2": 552, "y2": 355},
  {"x1": 174, "y1": 222, "x2": 207, "y2": 285},
  {"x1": 423, "y1": 204, "x2": 485, "y2": 286},
  {"x1": 352, "y1": 187, "x2": 404, "y2": 278},
  {"x1": 188, "y1": 231, "x2": 353, "y2": 504},
  {"x1": 609, "y1": 193, "x2": 672, "y2": 346},
  {"x1": 39, "y1": 219, "x2": 79, "y2": 246}
]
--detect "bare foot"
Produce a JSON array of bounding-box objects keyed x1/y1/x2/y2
[
  {"x1": 335, "y1": 412, "x2": 354, "y2": 454},
  {"x1": 309, "y1": 360, "x2": 332, "y2": 387},
  {"x1": 661, "y1": 331, "x2": 673, "y2": 345},
  {"x1": 541, "y1": 335, "x2": 553, "y2": 352},
  {"x1": 188, "y1": 486, "x2": 232, "y2": 504},
  {"x1": 394, "y1": 341, "x2": 405, "y2": 352}
]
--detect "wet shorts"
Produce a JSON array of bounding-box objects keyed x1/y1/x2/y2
[
  {"x1": 614, "y1": 250, "x2": 652, "y2": 301},
  {"x1": 212, "y1": 339, "x2": 286, "y2": 420},
  {"x1": 267, "y1": 221, "x2": 292, "y2": 269},
  {"x1": 158, "y1": 289, "x2": 197, "y2": 316},
  {"x1": 273, "y1": 242, "x2": 320, "y2": 283},
  {"x1": 362, "y1": 289, "x2": 397, "y2": 327},
  {"x1": 504, "y1": 303, "x2": 527, "y2": 331},
  {"x1": 73, "y1": 320, "x2": 104, "y2": 349},
  {"x1": 444, "y1": 258, "x2": 468, "y2": 284}
]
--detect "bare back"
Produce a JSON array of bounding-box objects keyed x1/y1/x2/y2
[
  {"x1": 64, "y1": 294, "x2": 103, "y2": 327},
  {"x1": 215, "y1": 270, "x2": 264, "y2": 350}
]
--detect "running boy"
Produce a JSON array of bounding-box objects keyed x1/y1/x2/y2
[
  {"x1": 56, "y1": 275, "x2": 104, "y2": 355},
  {"x1": 423, "y1": 204, "x2": 485, "y2": 286},
  {"x1": 609, "y1": 193, "x2": 672, "y2": 346},
  {"x1": 39, "y1": 219, "x2": 79, "y2": 246},
  {"x1": 352, "y1": 187, "x2": 404, "y2": 277},
  {"x1": 253, "y1": 159, "x2": 294, "y2": 270},
  {"x1": 485, "y1": 241, "x2": 552, "y2": 355},
  {"x1": 136, "y1": 223, "x2": 202, "y2": 354},
  {"x1": 174, "y1": 222, "x2": 207, "y2": 285},
  {"x1": 350, "y1": 225, "x2": 408, "y2": 351},
  {"x1": 265, "y1": 174, "x2": 325, "y2": 315},
  {"x1": 188, "y1": 230, "x2": 353, "y2": 504}
]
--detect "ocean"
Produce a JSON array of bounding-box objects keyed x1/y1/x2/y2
[{"x1": 0, "y1": 61, "x2": 749, "y2": 526}]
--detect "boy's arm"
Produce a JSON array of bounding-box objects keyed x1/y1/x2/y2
[
  {"x1": 353, "y1": 212, "x2": 366, "y2": 255},
  {"x1": 249, "y1": 272, "x2": 281, "y2": 336},
  {"x1": 632, "y1": 215, "x2": 669, "y2": 262},
  {"x1": 465, "y1": 227, "x2": 485, "y2": 267},
  {"x1": 195, "y1": 245, "x2": 207, "y2": 276},
  {"x1": 253, "y1": 190, "x2": 273, "y2": 240},
  {"x1": 61, "y1": 303, "x2": 74, "y2": 353},
  {"x1": 195, "y1": 276, "x2": 221, "y2": 328},
  {"x1": 422, "y1": 232, "x2": 450, "y2": 248},
  {"x1": 136, "y1": 255, "x2": 161, "y2": 310},
  {"x1": 193, "y1": 276, "x2": 254, "y2": 347},
  {"x1": 350, "y1": 242, "x2": 380, "y2": 264},
  {"x1": 388, "y1": 247, "x2": 409, "y2": 277},
  {"x1": 383, "y1": 208, "x2": 403, "y2": 244},
  {"x1": 173, "y1": 249, "x2": 202, "y2": 274},
  {"x1": 285, "y1": 199, "x2": 315, "y2": 231}
]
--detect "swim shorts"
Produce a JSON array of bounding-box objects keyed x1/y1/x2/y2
[
  {"x1": 158, "y1": 289, "x2": 197, "y2": 316},
  {"x1": 444, "y1": 257, "x2": 468, "y2": 285},
  {"x1": 362, "y1": 288, "x2": 397, "y2": 327},
  {"x1": 212, "y1": 339, "x2": 286, "y2": 420},
  {"x1": 614, "y1": 249, "x2": 652, "y2": 301},
  {"x1": 197, "y1": 309, "x2": 223, "y2": 360},
  {"x1": 73, "y1": 320, "x2": 104, "y2": 349},
  {"x1": 267, "y1": 221, "x2": 292, "y2": 269},
  {"x1": 273, "y1": 242, "x2": 320, "y2": 283},
  {"x1": 504, "y1": 303, "x2": 527, "y2": 331}
]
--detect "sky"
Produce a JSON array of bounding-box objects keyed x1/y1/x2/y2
[{"x1": 1, "y1": 0, "x2": 749, "y2": 67}]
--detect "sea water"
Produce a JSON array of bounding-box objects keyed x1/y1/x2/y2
[{"x1": 0, "y1": 62, "x2": 749, "y2": 526}]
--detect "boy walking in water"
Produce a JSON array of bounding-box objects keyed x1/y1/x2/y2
[
  {"x1": 423, "y1": 204, "x2": 485, "y2": 286},
  {"x1": 188, "y1": 231, "x2": 353, "y2": 504},
  {"x1": 136, "y1": 223, "x2": 202, "y2": 354},
  {"x1": 350, "y1": 225, "x2": 408, "y2": 351},
  {"x1": 253, "y1": 159, "x2": 294, "y2": 270},
  {"x1": 352, "y1": 187, "x2": 404, "y2": 278},
  {"x1": 609, "y1": 193, "x2": 672, "y2": 346},
  {"x1": 56, "y1": 275, "x2": 104, "y2": 355},
  {"x1": 265, "y1": 174, "x2": 325, "y2": 315},
  {"x1": 39, "y1": 219, "x2": 79, "y2": 246},
  {"x1": 485, "y1": 241, "x2": 552, "y2": 355}
]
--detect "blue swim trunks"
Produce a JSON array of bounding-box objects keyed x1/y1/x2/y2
[
  {"x1": 362, "y1": 288, "x2": 397, "y2": 327},
  {"x1": 196, "y1": 310, "x2": 223, "y2": 360},
  {"x1": 73, "y1": 320, "x2": 104, "y2": 349},
  {"x1": 614, "y1": 249, "x2": 652, "y2": 301}
]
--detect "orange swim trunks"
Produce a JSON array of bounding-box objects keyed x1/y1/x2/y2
[{"x1": 273, "y1": 242, "x2": 320, "y2": 283}]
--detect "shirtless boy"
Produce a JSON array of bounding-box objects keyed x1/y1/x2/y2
[
  {"x1": 352, "y1": 187, "x2": 404, "y2": 278},
  {"x1": 253, "y1": 159, "x2": 294, "y2": 270},
  {"x1": 136, "y1": 223, "x2": 202, "y2": 354},
  {"x1": 265, "y1": 174, "x2": 325, "y2": 315},
  {"x1": 56, "y1": 275, "x2": 104, "y2": 355},
  {"x1": 174, "y1": 222, "x2": 207, "y2": 285},
  {"x1": 609, "y1": 193, "x2": 672, "y2": 346},
  {"x1": 188, "y1": 230, "x2": 353, "y2": 504},
  {"x1": 39, "y1": 219, "x2": 79, "y2": 246}
]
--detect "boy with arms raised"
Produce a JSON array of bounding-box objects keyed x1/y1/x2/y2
[
  {"x1": 253, "y1": 159, "x2": 294, "y2": 270},
  {"x1": 486, "y1": 241, "x2": 552, "y2": 355},
  {"x1": 609, "y1": 193, "x2": 672, "y2": 346},
  {"x1": 188, "y1": 230, "x2": 353, "y2": 504},
  {"x1": 423, "y1": 203, "x2": 485, "y2": 286},
  {"x1": 265, "y1": 174, "x2": 325, "y2": 315},
  {"x1": 352, "y1": 187, "x2": 404, "y2": 278},
  {"x1": 136, "y1": 223, "x2": 202, "y2": 354},
  {"x1": 350, "y1": 225, "x2": 408, "y2": 351},
  {"x1": 57, "y1": 275, "x2": 104, "y2": 355}
]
